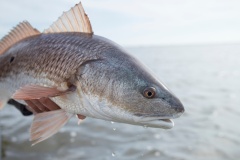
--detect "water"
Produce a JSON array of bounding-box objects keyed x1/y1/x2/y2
[{"x1": 1, "y1": 44, "x2": 240, "y2": 160}]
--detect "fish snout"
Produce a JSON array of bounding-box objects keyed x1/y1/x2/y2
[
  {"x1": 170, "y1": 96, "x2": 185, "y2": 117},
  {"x1": 163, "y1": 93, "x2": 185, "y2": 116},
  {"x1": 173, "y1": 97, "x2": 184, "y2": 113}
]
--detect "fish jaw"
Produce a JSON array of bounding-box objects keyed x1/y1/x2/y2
[
  {"x1": 131, "y1": 115, "x2": 178, "y2": 129},
  {"x1": 144, "y1": 119, "x2": 174, "y2": 129},
  {"x1": 132, "y1": 118, "x2": 174, "y2": 129}
]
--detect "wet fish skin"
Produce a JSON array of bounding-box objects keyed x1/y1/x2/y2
[
  {"x1": 0, "y1": 2, "x2": 185, "y2": 145},
  {"x1": 0, "y1": 32, "x2": 183, "y2": 120}
]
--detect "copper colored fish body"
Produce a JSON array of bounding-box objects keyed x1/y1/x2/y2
[{"x1": 0, "y1": 2, "x2": 184, "y2": 145}]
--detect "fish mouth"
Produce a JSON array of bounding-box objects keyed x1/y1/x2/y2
[
  {"x1": 133, "y1": 114, "x2": 176, "y2": 129},
  {"x1": 139, "y1": 118, "x2": 174, "y2": 129}
]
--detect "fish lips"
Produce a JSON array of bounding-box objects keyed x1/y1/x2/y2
[
  {"x1": 134, "y1": 113, "x2": 183, "y2": 129},
  {"x1": 139, "y1": 118, "x2": 174, "y2": 129}
]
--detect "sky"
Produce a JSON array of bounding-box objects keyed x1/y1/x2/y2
[{"x1": 1, "y1": 0, "x2": 240, "y2": 46}]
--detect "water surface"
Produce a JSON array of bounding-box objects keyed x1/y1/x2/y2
[{"x1": 1, "y1": 44, "x2": 240, "y2": 160}]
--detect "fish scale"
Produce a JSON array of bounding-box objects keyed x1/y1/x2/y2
[{"x1": 2, "y1": 33, "x2": 99, "y2": 83}]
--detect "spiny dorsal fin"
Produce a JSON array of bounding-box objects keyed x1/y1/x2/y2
[
  {"x1": 43, "y1": 2, "x2": 93, "y2": 34},
  {"x1": 0, "y1": 21, "x2": 40, "y2": 55}
]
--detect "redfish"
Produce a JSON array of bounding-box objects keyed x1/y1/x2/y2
[{"x1": 0, "y1": 2, "x2": 184, "y2": 145}]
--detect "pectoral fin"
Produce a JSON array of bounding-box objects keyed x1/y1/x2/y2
[
  {"x1": 30, "y1": 109, "x2": 73, "y2": 145},
  {"x1": 13, "y1": 85, "x2": 76, "y2": 100}
]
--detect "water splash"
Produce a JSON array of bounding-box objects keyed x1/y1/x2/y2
[
  {"x1": 70, "y1": 131, "x2": 77, "y2": 137},
  {"x1": 154, "y1": 134, "x2": 161, "y2": 139},
  {"x1": 111, "y1": 152, "x2": 116, "y2": 157}
]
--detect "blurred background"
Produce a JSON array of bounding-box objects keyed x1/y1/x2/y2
[
  {"x1": 1, "y1": 0, "x2": 240, "y2": 46},
  {"x1": 1, "y1": 0, "x2": 240, "y2": 160}
]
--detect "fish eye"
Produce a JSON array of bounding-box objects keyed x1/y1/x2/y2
[{"x1": 143, "y1": 87, "x2": 156, "y2": 99}]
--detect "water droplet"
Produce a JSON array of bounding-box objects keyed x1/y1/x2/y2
[
  {"x1": 146, "y1": 146, "x2": 153, "y2": 150},
  {"x1": 154, "y1": 151, "x2": 160, "y2": 157},
  {"x1": 70, "y1": 131, "x2": 77, "y2": 137},
  {"x1": 154, "y1": 134, "x2": 161, "y2": 139},
  {"x1": 112, "y1": 152, "x2": 116, "y2": 157},
  {"x1": 59, "y1": 128, "x2": 66, "y2": 133},
  {"x1": 70, "y1": 138, "x2": 75, "y2": 143},
  {"x1": 111, "y1": 121, "x2": 115, "y2": 124},
  {"x1": 113, "y1": 128, "x2": 116, "y2": 131}
]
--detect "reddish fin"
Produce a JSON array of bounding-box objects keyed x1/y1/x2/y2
[
  {"x1": 76, "y1": 114, "x2": 86, "y2": 125},
  {"x1": 25, "y1": 98, "x2": 61, "y2": 114},
  {"x1": 43, "y1": 2, "x2": 93, "y2": 34},
  {"x1": 0, "y1": 21, "x2": 40, "y2": 55},
  {"x1": 30, "y1": 109, "x2": 73, "y2": 145},
  {"x1": 25, "y1": 100, "x2": 42, "y2": 114},
  {"x1": 13, "y1": 85, "x2": 76, "y2": 100}
]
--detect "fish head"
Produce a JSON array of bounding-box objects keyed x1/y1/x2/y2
[{"x1": 77, "y1": 37, "x2": 184, "y2": 129}]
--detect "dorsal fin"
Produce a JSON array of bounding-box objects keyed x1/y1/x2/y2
[
  {"x1": 0, "y1": 21, "x2": 40, "y2": 55},
  {"x1": 43, "y1": 2, "x2": 93, "y2": 34}
]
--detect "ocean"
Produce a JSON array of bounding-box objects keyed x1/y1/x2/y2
[{"x1": 1, "y1": 44, "x2": 240, "y2": 160}]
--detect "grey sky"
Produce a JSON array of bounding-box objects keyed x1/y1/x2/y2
[{"x1": 1, "y1": 0, "x2": 240, "y2": 46}]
